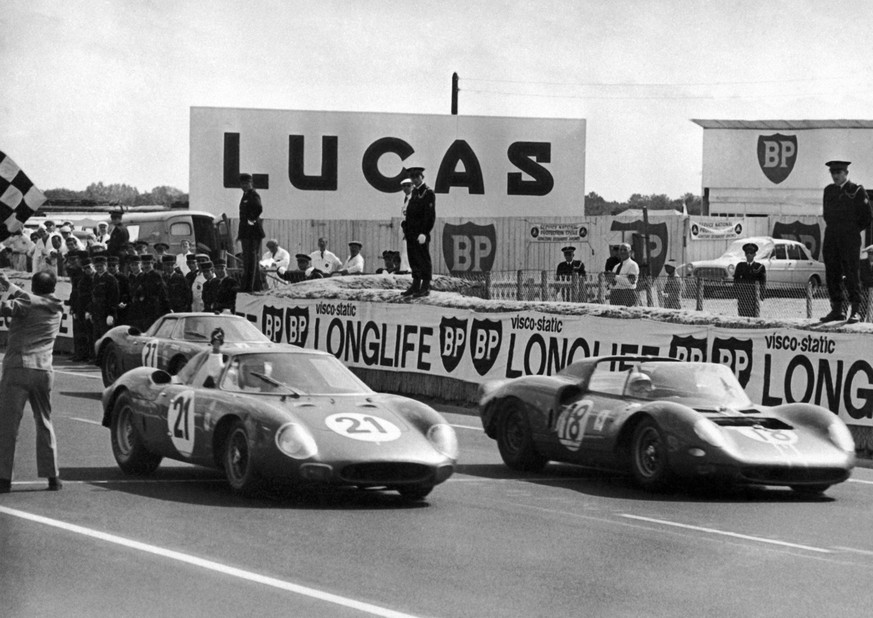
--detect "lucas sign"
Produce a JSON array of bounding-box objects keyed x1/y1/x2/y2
[{"x1": 189, "y1": 107, "x2": 586, "y2": 220}]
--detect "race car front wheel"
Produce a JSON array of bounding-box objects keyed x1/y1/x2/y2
[
  {"x1": 101, "y1": 343, "x2": 122, "y2": 387},
  {"x1": 223, "y1": 420, "x2": 262, "y2": 495},
  {"x1": 496, "y1": 400, "x2": 547, "y2": 472},
  {"x1": 631, "y1": 419, "x2": 673, "y2": 491},
  {"x1": 111, "y1": 392, "x2": 162, "y2": 475}
]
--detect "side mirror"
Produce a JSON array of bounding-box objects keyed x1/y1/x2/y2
[{"x1": 151, "y1": 370, "x2": 172, "y2": 385}]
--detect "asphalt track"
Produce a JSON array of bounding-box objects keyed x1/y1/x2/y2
[{"x1": 3, "y1": 358, "x2": 873, "y2": 617}]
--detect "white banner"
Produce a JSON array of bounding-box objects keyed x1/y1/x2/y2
[
  {"x1": 189, "y1": 107, "x2": 586, "y2": 220},
  {"x1": 529, "y1": 223, "x2": 590, "y2": 243},
  {"x1": 689, "y1": 217, "x2": 746, "y2": 240},
  {"x1": 236, "y1": 294, "x2": 873, "y2": 427}
]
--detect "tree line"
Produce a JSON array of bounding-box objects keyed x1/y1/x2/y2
[
  {"x1": 45, "y1": 183, "x2": 188, "y2": 207},
  {"x1": 585, "y1": 191, "x2": 703, "y2": 216}
]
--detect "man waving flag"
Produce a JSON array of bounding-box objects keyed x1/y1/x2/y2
[{"x1": 0, "y1": 151, "x2": 47, "y2": 243}]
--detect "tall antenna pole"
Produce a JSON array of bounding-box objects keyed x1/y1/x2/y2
[{"x1": 451, "y1": 72, "x2": 459, "y2": 115}]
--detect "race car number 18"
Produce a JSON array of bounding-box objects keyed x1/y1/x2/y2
[
  {"x1": 168, "y1": 391, "x2": 196, "y2": 456},
  {"x1": 556, "y1": 400, "x2": 593, "y2": 452}
]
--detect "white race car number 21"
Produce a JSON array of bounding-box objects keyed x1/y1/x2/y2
[
  {"x1": 142, "y1": 341, "x2": 160, "y2": 367},
  {"x1": 167, "y1": 391, "x2": 196, "y2": 456}
]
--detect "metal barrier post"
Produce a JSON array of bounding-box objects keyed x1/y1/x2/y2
[
  {"x1": 597, "y1": 273, "x2": 605, "y2": 304},
  {"x1": 484, "y1": 271, "x2": 492, "y2": 300},
  {"x1": 695, "y1": 275, "x2": 704, "y2": 311},
  {"x1": 806, "y1": 281, "x2": 813, "y2": 318},
  {"x1": 541, "y1": 270, "x2": 548, "y2": 301},
  {"x1": 516, "y1": 270, "x2": 523, "y2": 301}
]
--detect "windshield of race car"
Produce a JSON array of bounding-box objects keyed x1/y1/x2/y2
[
  {"x1": 623, "y1": 362, "x2": 752, "y2": 407},
  {"x1": 146, "y1": 315, "x2": 270, "y2": 343},
  {"x1": 218, "y1": 352, "x2": 372, "y2": 395}
]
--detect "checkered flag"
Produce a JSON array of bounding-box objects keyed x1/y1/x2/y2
[{"x1": 0, "y1": 151, "x2": 47, "y2": 243}]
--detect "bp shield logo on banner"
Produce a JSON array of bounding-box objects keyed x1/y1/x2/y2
[
  {"x1": 439, "y1": 316, "x2": 468, "y2": 373},
  {"x1": 284, "y1": 306, "x2": 310, "y2": 347},
  {"x1": 261, "y1": 305, "x2": 285, "y2": 343},
  {"x1": 610, "y1": 219, "x2": 669, "y2": 276},
  {"x1": 772, "y1": 220, "x2": 822, "y2": 260},
  {"x1": 469, "y1": 318, "x2": 502, "y2": 376},
  {"x1": 669, "y1": 335, "x2": 707, "y2": 363},
  {"x1": 711, "y1": 337, "x2": 754, "y2": 387},
  {"x1": 757, "y1": 134, "x2": 797, "y2": 185},
  {"x1": 442, "y1": 222, "x2": 496, "y2": 273}
]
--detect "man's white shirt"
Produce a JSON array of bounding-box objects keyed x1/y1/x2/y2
[{"x1": 309, "y1": 250, "x2": 342, "y2": 274}]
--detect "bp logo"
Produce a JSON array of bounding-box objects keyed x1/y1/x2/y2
[
  {"x1": 610, "y1": 219, "x2": 669, "y2": 276},
  {"x1": 772, "y1": 220, "x2": 822, "y2": 260},
  {"x1": 711, "y1": 337, "x2": 753, "y2": 387},
  {"x1": 439, "y1": 316, "x2": 468, "y2": 373},
  {"x1": 757, "y1": 133, "x2": 797, "y2": 185},
  {"x1": 442, "y1": 221, "x2": 496, "y2": 273},
  {"x1": 284, "y1": 306, "x2": 310, "y2": 347},
  {"x1": 261, "y1": 305, "x2": 285, "y2": 343},
  {"x1": 669, "y1": 335, "x2": 707, "y2": 363},
  {"x1": 469, "y1": 318, "x2": 502, "y2": 376}
]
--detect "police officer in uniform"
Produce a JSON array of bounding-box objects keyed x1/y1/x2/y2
[
  {"x1": 107, "y1": 210, "x2": 130, "y2": 268},
  {"x1": 556, "y1": 246, "x2": 586, "y2": 301},
  {"x1": 400, "y1": 166, "x2": 435, "y2": 297},
  {"x1": 166, "y1": 254, "x2": 193, "y2": 313},
  {"x1": 124, "y1": 255, "x2": 143, "y2": 329},
  {"x1": 200, "y1": 260, "x2": 219, "y2": 312},
  {"x1": 65, "y1": 252, "x2": 88, "y2": 361},
  {"x1": 212, "y1": 258, "x2": 240, "y2": 313},
  {"x1": 821, "y1": 160, "x2": 873, "y2": 323},
  {"x1": 107, "y1": 256, "x2": 130, "y2": 325},
  {"x1": 733, "y1": 242, "x2": 766, "y2": 318},
  {"x1": 237, "y1": 172, "x2": 265, "y2": 293},
  {"x1": 137, "y1": 254, "x2": 169, "y2": 329},
  {"x1": 89, "y1": 255, "x2": 119, "y2": 342}
]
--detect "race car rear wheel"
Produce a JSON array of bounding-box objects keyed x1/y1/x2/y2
[
  {"x1": 496, "y1": 401, "x2": 547, "y2": 472},
  {"x1": 631, "y1": 419, "x2": 673, "y2": 491},
  {"x1": 223, "y1": 420, "x2": 262, "y2": 495},
  {"x1": 397, "y1": 484, "x2": 434, "y2": 501},
  {"x1": 111, "y1": 392, "x2": 162, "y2": 475},
  {"x1": 790, "y1": 484, "x2": 831, "y2": 495},
  {"x1": 101, "y1": 343, "x2": 122, "y2": 387}
]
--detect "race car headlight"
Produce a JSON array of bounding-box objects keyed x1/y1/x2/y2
[
  {"x1": 427, "y1": 424, "x2": 459, "y2": 460},
  {"x1": 275, "y1": 423, "x2": 318, "y2": 459},
  {"x1": 693, "y1": 418, "x2": 727, "y2": 449},
  {"x1": 827, "y1": 422, "x2": 855, "y2": 452}
]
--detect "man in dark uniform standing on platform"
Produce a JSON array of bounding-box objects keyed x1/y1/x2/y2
[
  {"x1": 107, "y1": 210, "x2": 130, "y2": 268},
  {"x1": 107, "y1": 256, "x2": 130, "y2": 325},
  {"x1": 820, "y1": 160, "x2": 872, "y2": 324},
  {"x1": 400, "y1": 167, "x2": 435, "y2": 297},
  {"x1": 89, "y1": 255, "x2": 119, "y2": 342},
  {"x1": 212, "y1": 258, "x2": 240, "y2": 313},
  {"x1": 166, "y1": 255, "x2": 192, "y2": 313},
  {"x1": 734, "y1": 242, "x2": 766, "y2": 318},
  {"x1": 137, "y1": 254, "x2": 169, "y2": 329},
  {"x1": 237, "y1": 172, "x2": 265, "y2": 293},
  {"x1": 556, "y1": 246, "x2": 586, "y2": 301}
]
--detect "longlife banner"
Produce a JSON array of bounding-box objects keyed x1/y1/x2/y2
[{"x1": 236, "y1": 295, "x2": 873, "y2": 427}]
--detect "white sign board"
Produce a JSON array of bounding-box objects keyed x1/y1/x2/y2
[
  {"x1": 189, "y1": 107, "x2": 586, "y2": 220},
  {"x1": 702, "y1": 127, "x2": 873, "y2": 190}
]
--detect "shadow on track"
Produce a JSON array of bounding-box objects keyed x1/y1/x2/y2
[
  {"x1": 455, "y1": 462, "x2": 836, "y2": 503},
  {"x1": 59, "y1": 466, "x2": 432, "y2": 510}
]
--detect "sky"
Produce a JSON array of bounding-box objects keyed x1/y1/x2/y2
[{"x1": 3, "y1": 0, "x2": 873, "y2": 202}]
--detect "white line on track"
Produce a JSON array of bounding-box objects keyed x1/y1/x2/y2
[
  {"x1": 620, "y1": 514, "x2": 832, "y2": 553},
  {"x1": 54, "y1": 369, "x2": 102, "y2": 379},
  {"x1": 11, "y1": 479, "x2": 224, "y2": 487},
  {"x1": 849, "y1": 478, "x2": 873, "y2": 485},
  {"x1": 0, "y1": 506, "x2": 424, "y2": 618},
  {"x1": 70, "y1": 417, "x2": 102, "y2": 426},
  {"x1": 449, "y1": 423, "x2": 482, "y2": 431}
]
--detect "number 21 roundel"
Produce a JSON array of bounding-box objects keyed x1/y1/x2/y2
[
  {"x1": 168, "y1": 391, "x2": 196, "y2": 456},
  {"x1": 325, "y1": 413, "x2": 401, "y2": 442}
]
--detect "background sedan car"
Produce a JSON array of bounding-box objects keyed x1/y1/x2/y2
[
  {"x1": 681, "y1": 236, "x2": 825, "y2": 292},
  {"x1": 479, "y1": 355, "x2": 855, "y2": 494},
  {"x1": 95, "y1": 312, "x2": 270, "y2": 386},
  {"x1": 102, "y1": 345, "x2": 458, "y2": 499}
]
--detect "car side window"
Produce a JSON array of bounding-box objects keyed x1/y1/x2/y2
[
  {"x1": 586, "y1": 364, "x2": 626, "y2": 395},
  {"x1": 190, "y1": 353, "x2": 228, "y2": 388},
  {"x1": 786, "y1": 244, "x2": 802, "y2": 260},
  {"x1": 153, "y1": 318, "x2": 178, "y2": 339},
  {"x1": 772, "y1": 244, "x2": 787, "y2": 260}
]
